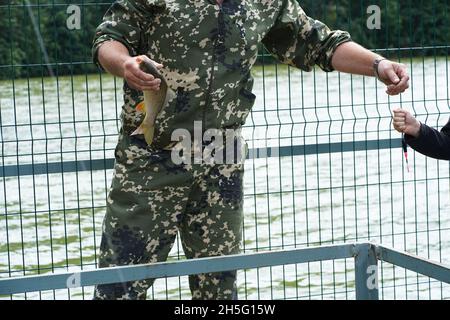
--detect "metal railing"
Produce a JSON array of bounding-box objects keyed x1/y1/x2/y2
[
  {"x1": 1, "y1": 0, "x2": 449, "y2": 300},
  {"x1": 1, "y1": 242, "x2": 450, "y2": 300}
]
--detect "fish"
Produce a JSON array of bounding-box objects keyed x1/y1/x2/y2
[{"x1": 131, "y1": 56, "x2": 176, "y2": 145}]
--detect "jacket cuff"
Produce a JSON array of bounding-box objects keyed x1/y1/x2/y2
[
  {"x1": 92, "y1": 35, "x2": 137, "y2": 71},
  {"x1": 319, "y1": 31, "x2": 352, "y2": 72},
  {"x1": 404, "y1": 122, "x2": 426, "y2": 144}
]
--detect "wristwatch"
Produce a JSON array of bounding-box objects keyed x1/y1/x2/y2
[{"x1": 373, "y1": 57, "x2": 388, "y2": 80}]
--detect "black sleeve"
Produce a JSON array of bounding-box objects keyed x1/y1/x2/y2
[{"x1": 404, "y1": 117, "x2": 450, "y2": 160}]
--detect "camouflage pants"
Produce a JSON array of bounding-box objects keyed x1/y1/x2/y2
[{"x1": 93, "y1": 135, "x2": 244, "y2": 300}]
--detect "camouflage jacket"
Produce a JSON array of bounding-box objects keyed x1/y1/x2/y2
[{"x1": 93, "y1": 0, "x2": 351, "y2": 150}]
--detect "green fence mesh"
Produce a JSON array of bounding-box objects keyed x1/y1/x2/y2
[{"x1": 0, "y1": 0, "x2": 449, "y2": 300}]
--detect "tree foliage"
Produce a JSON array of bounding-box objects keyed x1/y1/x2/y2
[{"x1": 0, "y1": 0, "x2": 448, "y2": 79}]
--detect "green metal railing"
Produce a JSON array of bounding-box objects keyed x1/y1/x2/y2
[
  {"x1": 1, "y1": 242, "x2": 450, "y2": 300},
  {"x1": 1, "y1": 0, "x2": 449, "y2": 300}
]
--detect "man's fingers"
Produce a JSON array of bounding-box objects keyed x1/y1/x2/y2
[
  {"x1": 392, "y1": 73, "x2": 410, "y2": 92},
  {"x1": 153, "y1": 61, "x2": 164, "y2": 69},
  {"x1": 386, "y1": 82, "x2": 408, "y2": 95},
  {"x1": 386, "y1": 85, "x2": 399, "y2": 95},
  {"x1": 130, "y1": 67, "x2": 162, "y2": 86},
  {"x1": 395, "y1": 66, "x2": 409, "y2": 94},
  {"x1": 146, "y1": 58, "x2": 163, "y2": 69},
  {"x1": 397, "y1": 65, "x2": 409, "y2": 78},
  {"x1": 133, "y1": 56, "x2": 164, "y2": 79},
  {"x1": 131, "y1": 66, "x2": 156, "y2": 82},
  {"x1": 380, "y1": 62, "x2": 410, "y2": 95},
  {"x1": 128, "y1": 81, "x2": 161, "y2": 91},
  {"x1": 139, "y1": 55, "x2": 164, "y2": 69},
  {"x1": 123, "y1": 55, "x2": 164, "y2": 90},
  {"x1": 385, "y1": 67, "x2": 400, "y2": 85},
  {"x1": 124, "y1": 59, "x2": 154, "y2": 82},
  {"x1": 140, "y1": 83, "x2": 161, "y2": 91},
  {"x1": 125, "y1": 74, "x2": 147, "y2": 91},
  {"x1": 126, "y1": 72, "x2": 161, "y2": 91}
]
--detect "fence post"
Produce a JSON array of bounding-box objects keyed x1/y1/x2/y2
[{"x1": 354, "y1": 243, "x2": 379, "y2": 300}]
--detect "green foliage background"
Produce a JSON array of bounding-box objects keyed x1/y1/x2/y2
[{"x1": 0, "y1": 0, "x2": 448, "y2": 79}]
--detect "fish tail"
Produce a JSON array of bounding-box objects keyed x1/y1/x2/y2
[
  {"x1": 143, "y1": 126, "x2": 155, "y2": 145},
  {"x1": 131, "y1": 124, "x2": 144, "y2": 136},
  {"x1": 131, "y1": 124, "x2": 155, "y2": 146}
]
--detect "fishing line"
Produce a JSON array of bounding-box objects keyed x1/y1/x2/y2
[{"x1": 24, "y1": 0, "x2": 55, "y2": 77}]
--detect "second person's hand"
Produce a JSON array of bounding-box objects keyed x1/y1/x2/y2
[{"x1": 392, "y1": 108, "x2": 421, "y2": 138}]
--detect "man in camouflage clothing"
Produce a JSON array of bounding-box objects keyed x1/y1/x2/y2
[{"x1": 92, "y1": 0, "x2": 409, "y2": 300}]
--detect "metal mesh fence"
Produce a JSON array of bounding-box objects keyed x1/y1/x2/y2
[{"x1": 0, "y1": 0, "x2": 449, "y2": 300}]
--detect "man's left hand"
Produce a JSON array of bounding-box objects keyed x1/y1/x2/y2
[{"x1": 377, "y1": 60, "x2": 410, "y2": 96}]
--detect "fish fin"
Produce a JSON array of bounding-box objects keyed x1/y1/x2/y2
[
  {"x1": 167, "y1": 88, "x2": 176, "y2": 101},
  {"x1": 136, "y1": 101, "x2": 146, "y2": 113},
  {"x1": 131, "y1": 124, "x2": 145, "y2": 136},
  {"x1": 131, "y1": 124, "x2": 155, "y2": 146},
  {"x1": 163, "y1": 88, "x2": 177, "y2": 108}
]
